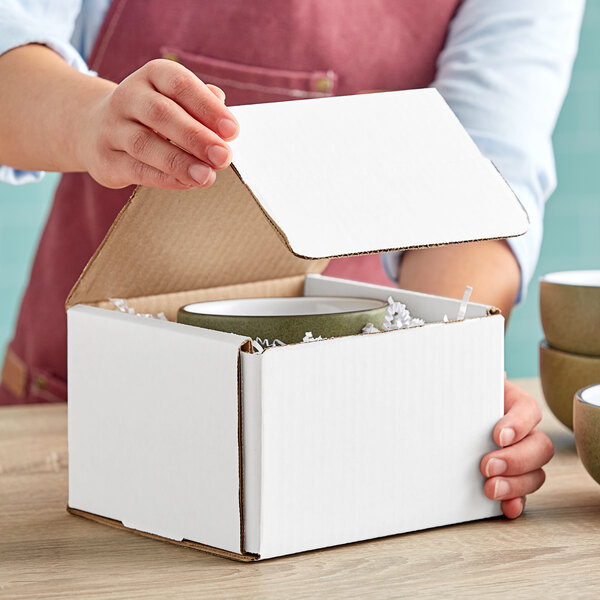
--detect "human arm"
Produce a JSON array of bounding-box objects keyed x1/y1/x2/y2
[
  {"x1": 395, "y1": 0, "x2": 584, "y2": 517},
  {"x1": 399, "y1": 240, "x2": 520, "y2": 321},
  {"x1": 393, "y1": 0, "x2": 585, "y2": 311},
  {"x1": 0, "y1": 43, "x2": 238, "y2": 189}
]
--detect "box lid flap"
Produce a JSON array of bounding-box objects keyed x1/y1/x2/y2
[
  {"x1": 229, "y1": 88, "x2": 528, "y2": 258},
  {"x1": 67, "y1": 88, "x2": 528, "y2": 307}
]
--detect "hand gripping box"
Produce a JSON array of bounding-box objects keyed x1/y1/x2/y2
[{"x1": 66, "y1": 89, "x2": 529, "y2": 561}]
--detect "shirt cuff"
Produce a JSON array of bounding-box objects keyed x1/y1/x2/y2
[
  {"x1": 381, "y1": 251, "x2": 401, "y2": 284},
  {"x1": 0, "y1": 165, "x2": 44, "y2": 185},
  {"x1": 504, "y1": 184, "x2": 543, "y2": 304}
]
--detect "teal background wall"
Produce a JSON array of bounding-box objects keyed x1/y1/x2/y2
[
  {"x1": 0, "y1": 172, "x2": 58, "y2": 364},
  {"x1": 1, "y1": 4, "x2": 599, "y2": 378},
  {"x1": 504, "y1": 3, "x2": 600, "y2": 377}
]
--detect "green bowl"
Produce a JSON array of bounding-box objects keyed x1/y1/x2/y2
[
  {"x1": 574, "y1": 384, "x2": 600, "y2": 485},
  {"x1": 540, "y1": 270, "x2": 600, "y2": 356},
  {"x1": 177, "y1": 296, "x2": 389, "y2": 344},
  {"x1": 539, "y1": 341, "x2": 600, "y2": 430}
]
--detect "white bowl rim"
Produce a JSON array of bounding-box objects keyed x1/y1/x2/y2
[
  {"x1": 540, "y1": 270, "x2": 600, "y2": 287},
  {"x1": 180, "y1": 296, "x2": 387, "y2": 317},
  {"x1": 577, "y1": 384, "x2": 600, "y2": 408}
]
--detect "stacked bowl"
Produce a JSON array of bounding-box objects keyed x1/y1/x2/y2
[
  {"x1": 539, "y1": 270, "x2": 600, "y2": 430},
  {"x1": 574, "y1": 384, "x2": 600, "y2": 485}
]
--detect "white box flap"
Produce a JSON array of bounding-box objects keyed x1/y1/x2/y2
[{"x1": 230, "y1": 89, "x2": 529, "y2": 258}]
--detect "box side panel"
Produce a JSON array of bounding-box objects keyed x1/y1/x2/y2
[
  {"x1": 257, "y1": 316, "x2": 504, "y2": 559},
  {"x1": 67, "y1": 305, "x2": 245, "y2": 553},
  {"x1": 304, "y1": 274, "x2": 492, "y2": 320}
]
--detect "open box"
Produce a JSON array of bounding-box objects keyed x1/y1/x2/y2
[{"x1": 66, "y1": 89, "x2": 529, "y2": 561}]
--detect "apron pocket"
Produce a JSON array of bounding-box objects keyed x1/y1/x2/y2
[{"x1": 160, "y1": 46, "x2": 337, "y2": 105}]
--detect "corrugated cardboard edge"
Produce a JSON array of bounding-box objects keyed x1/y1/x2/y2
[
  {"x1": 66, "y1": 507, "x2": 260, "y2": 562},
  {"x1": 230, "y1": 162, "x2": 530, "y2": 261},
  {"x1": 238, "y1": 338, "x2": 254, "y2": 553}
]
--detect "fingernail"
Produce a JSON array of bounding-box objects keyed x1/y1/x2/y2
[
  {"x1": 494, "y1": 479, "x2": 510, "y2": 499},
  {"x1": 218, "y1": 118, "x2": 238, "y2": 139},
  {"x1": 207, "y1": 145, "x2": 230, "y2": 168},
  {"x1": 485, "y1": 458, "x2": 507, "y2": 477},
  {"x1": 188, "y1": 163, "x2": 213, "y2": 185},
  {"x1": 499, "y1": 427, "x2": 515, "y2": 447}
]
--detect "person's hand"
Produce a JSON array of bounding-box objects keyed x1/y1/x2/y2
[
  {"x1": 480, "y1": 378, "x2": 554, "y2": 518},
  {"x1": 76, "y1": 59, "x2": 239, "y2": 190}
]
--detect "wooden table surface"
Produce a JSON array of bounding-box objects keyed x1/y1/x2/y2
[{"x1": 1, "y1": 378, "x2": 599, "y2": 599}]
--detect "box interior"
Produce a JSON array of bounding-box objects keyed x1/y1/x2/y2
[
  {"x1": 84, "y1": 272, "x2": 496, "y2": 338},
  {"x1": 90, "y1": 274, "x2": 307, "y2": 322}
]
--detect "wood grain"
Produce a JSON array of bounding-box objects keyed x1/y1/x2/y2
[{"x1": 1, "y1": 379, "x2": 599, "y2": 599}]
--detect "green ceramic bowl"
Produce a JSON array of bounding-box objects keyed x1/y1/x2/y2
[
  {"x1": 540, "y1": 270, "x2": 600, "y2": 356},
  {"x1": 539, "y1": 341, "x2": 600, "y2": 430},
  {"x1": 177, "y1": 296, "x2": 388, "y2": 344},
  {"x1": 574, "y1": 384, "x2": 600, "y2": 485}
]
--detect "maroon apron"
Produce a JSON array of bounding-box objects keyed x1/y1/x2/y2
[{"x1": 0, "y1": 0, "x2": 462, "y2": 404}]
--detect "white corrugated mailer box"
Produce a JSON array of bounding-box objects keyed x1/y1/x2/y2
[{"x1": 66, "y1": 89, "x2": 529, "y2": 561}]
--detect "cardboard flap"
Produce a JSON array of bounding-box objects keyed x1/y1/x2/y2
[
  {"x1": 68, "y1": 88, "x2": 528, "y2": 307},
  {"x1": 67, "y1": 167, "x2": 326, "y2": 307},
  {"x1": 229, "y1": 88, "x2": 529, "y2": 258}
]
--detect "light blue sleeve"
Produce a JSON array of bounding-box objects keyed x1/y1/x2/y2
[
  {"x1": 0, "y1": 0, "x2": 93, "y2": 185},
  {"x1": 384, "y1": 0, "x2": 585, "y2": 302}
]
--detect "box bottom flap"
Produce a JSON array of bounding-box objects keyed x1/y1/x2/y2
[{"x1": 67, "y1": 507, "x2": 259, "y2": 562}]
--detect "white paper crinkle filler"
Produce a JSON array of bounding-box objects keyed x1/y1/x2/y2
[
  {"x1": 362, "y1": 297, "x2": 425, "y2": 334},
  {"x1": 109, "y1": 298, "x2": 168, "y2": 321},
  {"x1": 302, "y1": 332, "x2": 326, "y2": 343},
  {"x1": 251, "y1": 337, "x2": 286, "y2": 354},
  {"x1": 251, "y1": 332, "x2": 326, "y2": 354},
  {"x1": 456, "y1": 286, "x2": 473, "y2": 321}
]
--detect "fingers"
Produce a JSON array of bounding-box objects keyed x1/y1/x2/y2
[
  {"x1": 501, "y1": 497, "x2": 526, "y2": 520},
  {"x1": 129, "y1": 91, "x2": 233, "y2": 170},
  {"x1": 494, "y1": 380, "x2": 543, "y2": 447},
  {"x1": 484, "y1": 469, "x2": 546, "y2": 502},
  {"x1": 145, "y1": 59, "x2": 239, "y2": 140},
  {"x1": 480, "y1": 429, "x2": 554, "y2": 478},
  {"x1": 479, "y1": 380, "x2": 553, "y2": 521},
  {"x1": 118, "y1": 123, "x2": 216, "y2": 187},
  {"x1": 101, "y1": 59, "x2": 238, "y2": 189},
  {"x1": 103, "y1": 151, "x2": 196, "y2": 190}
]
